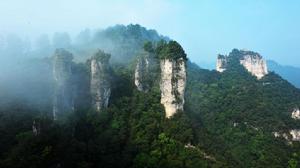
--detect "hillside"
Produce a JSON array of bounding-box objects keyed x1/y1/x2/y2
[{"x1": 186, "y1": 49, "x2": 300, "y2": 167}]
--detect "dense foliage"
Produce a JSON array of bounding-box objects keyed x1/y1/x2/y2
[
  {"x1": 155, "y1": 40, "x2": 187, "y2": 60},
  {"x1": 91, "y1": 50, "x2": 111, "y2": 63}
]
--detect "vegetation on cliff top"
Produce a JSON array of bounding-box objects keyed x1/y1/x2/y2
[{"x1": 91, "y1": 50, "x2": 111, "y2": 63}]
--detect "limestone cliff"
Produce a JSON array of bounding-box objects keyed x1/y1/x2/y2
[
  {"x1": 53, "y1": 49, "x2": 74, "y2": 120},
  {"x1": 216, "y1": 49, "x2": 268, "y2": 79},
  {"x1": 239, "y1": 53, "x2": 268, "y2": 79},
  {"x1": 90, "y1": 50, "x2": 111, "y2": 112},
  {"x1": 134, "y1": 51, "x2": 159, "y2": 92},
  {"x1": 133, "y1": 41, "x2": 187, "y2": 118},
  {"x1": 134, "y1": 53, "x2": 151, "y2": 92},
  {"x1": 160, "y1": 58, "x2": 186, "y2": 118},
  {"x1": 216, "y1": 54, "x2": 227, "y2": 72}
]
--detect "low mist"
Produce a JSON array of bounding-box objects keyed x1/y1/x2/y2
[{"x1": 0, "y1": 24, "x2": 167, "y2": 110}]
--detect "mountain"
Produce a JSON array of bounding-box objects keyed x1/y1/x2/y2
[
  {"x1": 268, "y1": 60, "x2": 300, "y2": 88},
  {"x1": 74, "y1": 24, "x2": 170, "y2": 63},
  {"x1": 186, "y1": 49, "x2": 300, "y2": 167},
  {"x1": 204, "y1": 58, "x2": 300, "y2": 89},
  {"x1": 1, "y1": 25, "x2": 300, "y2": 168}
]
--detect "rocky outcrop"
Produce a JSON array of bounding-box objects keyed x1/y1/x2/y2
[
  {"x1": 291, "y1": 108, "x2": 300, "y2": 119},
  {"x1": 239, "y1": 53, "x2": 268, "y2": 79},
  {"x1": 90, "y1": 50, "x2": 111, "y2": 112},
  {"x1": 290, "y1": 130, "x2": 300, "y2": 141},
  {"x1": 134, "y1": 53, "x2": 151, "y2": 92},
  {"x1": 216, "y1": 55, "x2": 227, "y2": 72},
  {"x1": 273, "y1": 130, "x2": 300, "y2": 142},
  {"x1": 53, "y1": 49, "x2": 74, "y2": 120},
  {"x1": 133, "y1": 41, "x2": 187, "y2": 118},
  {"x1": 160, "y1": 58, "x2": 186, "y2": 118},
  {"x1": 216, "y1": 49, "x2": 268, "y2": 79}
]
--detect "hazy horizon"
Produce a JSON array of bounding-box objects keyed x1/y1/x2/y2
[{"x1": 0, "y1": 0, "x2": 299, "y2": 67}]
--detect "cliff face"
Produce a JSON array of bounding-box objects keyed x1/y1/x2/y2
[
  {"x1": 216, "y1": 55, "x2": 227, "y2": 72},
  {"x1": 290, "y1": 130, "x2": 300, "y2": 141},
  {"x1": 239, "y1": 54, "x2": 268, "y2": 79},
  {"x1": 216, "y1": 49, "x2": 268, "y2": 79},
  {"x1": 134, "y1": 41, "x2": 187, "y2": 118},
  {"x1": 53, "y1": 49, "x2": 74, "y2": 120},
  {"x1": 134, "y1": 54, "x2": 151, "y2": 92},
  {"x1": 90, "y1": 50, "x2": 111, "y2": 112},
  {"x1": 291, "y1": 108, "x2": 300, "y2": 119},
  {"x1": 134, "y1": 51, "x2": 159, "y2": 92},
  {"x1": 160, "y1": 58, "x2": 186, "y2": 118}
]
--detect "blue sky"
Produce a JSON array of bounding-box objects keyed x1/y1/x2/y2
[{"x1": 0, "y1": 0, "x2": 299, "y2": 67}]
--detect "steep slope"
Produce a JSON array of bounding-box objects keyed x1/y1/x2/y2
[{"x1": 90, "y1": 50, "x2": 112, "y2": 111}]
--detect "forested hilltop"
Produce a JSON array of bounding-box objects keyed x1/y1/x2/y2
[{"x1": 0, "y1": 24, "x2": 300, "y2": 168}]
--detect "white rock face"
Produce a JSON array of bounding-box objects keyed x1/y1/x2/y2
[
  {"x1": 291, "y1": 108, "x2": 300, "y2": 119},
  {"x1": 273, "y1": 130, "x2": 300, "y2": 142},
  {"x1": 290, "y1": 130, "x2": 300, "y2": 141},
  {"x1": 273, "y1": 132, "x2": 289, "y2": 140},
  {"x1": 134, "y1": 56, "x2": 150, "y2": 92},
  {"x1": 160, "y1": 58, "x2": 186, "y2": 118},
  {"x1": 90, "y1": 58, "x2": 111, "y2": 112},
  {"x1": 240, "y1": 55, "x2": 268, "y2": 79},
  {"x1": 215, "y1": 50, "x2": 268, "y2": 79},
  {"x1": 216, "y1": 55, "x2": 227, "y2": 72}
]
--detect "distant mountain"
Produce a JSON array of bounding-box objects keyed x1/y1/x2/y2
[
  {"x1": 267, "y1": 60, "x2": 300, "y2": 88},
  {"x1": 196, "y1": 61, "x2": 215, "y2": 70},
  {"x1": 74, "y1": 24, "x2": 170, "y2": 63},
  {"x1": 204, "y1": 59, "x2": 300, "y2": 88}
]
